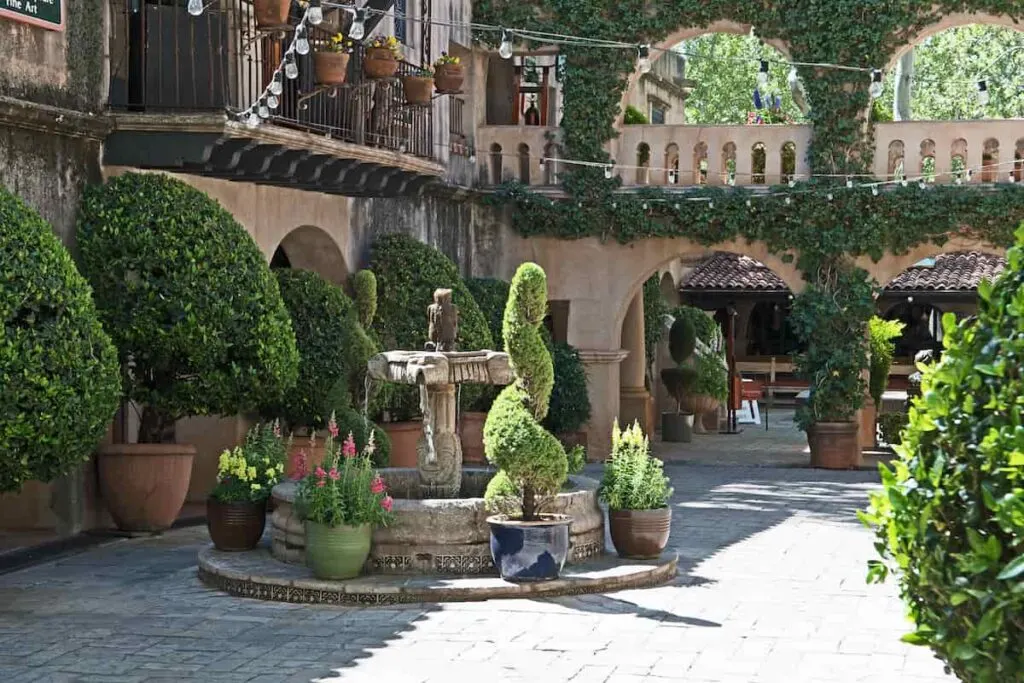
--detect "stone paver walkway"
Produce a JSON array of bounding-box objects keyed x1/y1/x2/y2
[{"x1": 0, "y1": 463, "x2": 951, "y2": 683}]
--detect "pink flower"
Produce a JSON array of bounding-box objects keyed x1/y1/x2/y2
[
  {"x1": 328, "y1": 467, "x2": 340, "y2": 481},
  {"x1": 342, "y1": 434, "x2": 357, "y2": 458},
  {"x1": 315, "y1": 466, "x2": 326, "y2": 480},
  {"x1": 370, "y1": 476, "x2": 386, "y2": 494},
  {"x1": 380, "y1": 495, "x2": 393, "y2": 512},
  {"x1": 272, "y1": 420, "x2": 281, "y2": 438},
  {"x1": 291, "y1": 451, "x2": 308, "y2": 480},
  {"x1": 316, "y1": 479, "x2": 326, "y2": 488},
  {"x1": 328, "y1": 414, "x2": 339, "y2": 439}
]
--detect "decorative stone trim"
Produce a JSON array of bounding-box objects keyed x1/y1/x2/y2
[
  {"x1": 0, "y1": 95, "x2": 110, "y2": 140},
  {"x1": 576, "y1": 349, "x2": 630, "y2": 365}
]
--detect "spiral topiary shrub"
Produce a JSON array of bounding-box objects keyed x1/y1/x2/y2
[
  {"x1": 351, "y1": 269, "x2": 377, "y2": 329},
  {"x1": 660, "y1": 315, "x2": 698, "y2": 414},
  {"x1": 484, "y1": 263, "x2": 568, "y2": 520},
  {"x1": 863, "y1": 226, "x2": 1024, "y2": 681},
  {"x1": 0, "y1": 186, "x2": 121, "y2": 493},
  {"x1": 77, "y1": 172, "x2": 299, "y2": 443}
]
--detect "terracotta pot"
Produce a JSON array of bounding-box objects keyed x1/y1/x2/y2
[
  {"x1": 98, "y1": 443, "x2": 195, "y2": 532},
  {"x1": 285, "y1": 436, "x2": 326, "y2": 480},
  {"x1": 609, "y1": 507, "x2": 671, "y2": 559},
  {"x1": 434, "y1": 63, "x2": 464, "y2": 93},
  {"x1": 860, "y1": 400, "x2": 878, "y2": 450},
  {"x1": 314, "y1": 51, "x2": 350, "y2": 86},
  {"x1": 661, "y1": 413, "x2": 693, "y2": 443},
  {"x1": 807, "y1": 422, "x2": 862, "y2": 470},
  {"x1": 460, "y1": 412, "x2": 487, "y2": 464},
  {"x1": 364, "y1": 47, "x2": 399, "y2": 79},
  {"x1": 253, "y1": 0, "x2": 290, "y2": 28},
  {"x1": 402, "y1": 75, "x2": 434, "y2": 105},
  {"x1": 206, "y1": 497, "x2": 266, "y2": 551},
  {"x1": 382, "y1": 421, "x2": 420, "y2": 468},
  {"x1": 679, "y1": 394, "x2": 720, "y2": 416},
  {"x1": 305, "y1": 520, "x2": 372, "y2": 580}
]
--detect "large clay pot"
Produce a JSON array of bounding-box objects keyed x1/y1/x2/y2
[
  {"x1": 98, "y1": 444, "x2": 195, "y2": 532},
  {"x1": 382, "y1": 421, "x2": 420, "y2": 468},
  {"x1": 253, "y1": 0, "x2": 290, "y2": 28},
  {"x1": 860, "y1": 400, "x2": 878, "y2": 450},
  {"x1": 460, "y1": 412, "x2": 487, "y2": 464},
  {"x1": 434, "y1": 63, "x2": 464, "y2": 93},
  {"x1": 364, "y1": 47, "x2": 399, "y2": 79},
  {"x1": 285, "y1": 436, "x2": 326, "y2": 480},
  {"x1": 305, "y1": 520, "x2": 372, "y2": 580},
  {"x1": 207, "y1": 497, "x2": 266, "y2": 551},
  {"x1": 608, "y1": 507, "x2": 671, "y2": 559},
  {"x1": 661, "y1": 413, "x2": 693, "y2": 443},
  {"x1": 487, "y1": 514, "x2": 571, "y2": 582},
  {"x1": 679, "y1": 394, "x2": 720, "y2": 416},
  {"x1": 314, "y1": 51, "x2": 350, "y2": 86},
  {"x1": 402, "y1": 75, "x2": 434, "y2": 105},
  {"x1": 807, "y1": 421, "x2": 861, "y2": 470}
]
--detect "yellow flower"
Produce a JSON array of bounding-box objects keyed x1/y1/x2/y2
[
  {"x1": 247, "y1": 466, "x2": 257, "y2": 480},
  {"x1": 251, "y1": 483, "x2": 262, "y2": 491},
  {"x1": 265, "y1": 468, "x2": 276, "y2": 478}
]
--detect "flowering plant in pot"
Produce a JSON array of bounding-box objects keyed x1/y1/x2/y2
[
  {"x1": 314, "y1": 33, "x2": 354, "y2": 86},
  {"x1": 364, "y1": 35, "x2": 401, "y2": 79},
  {"x1": 402, "y1": 65, "x2": 434, "y2": 105},
  {"x1": 598, "y1": 421, "x2": 673, "y2": 559},
  {"x1": 483, "y1": 263, "x2": 571, "y2": 582},
  {"x1": 295, "y1": 414, "x2": 393, "y2": 580},
  {"x1": 207, "y1": 422, "x2": 287, "y2": 551},
  {"x1": 433, "y1": 52, "x2": 464, "y2": 93}
]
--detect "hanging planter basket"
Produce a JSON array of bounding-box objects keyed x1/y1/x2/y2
[
  {"x1": 434, "y1": 64, "x2": 465, "y2": 94},
  {"x1": 402, "y1": 75, "x2": 434, "y2": 106},
  {"x1": 314, "y1": 52, "x2": 350, "y2": 86},
  {"x1": 253, "y1": 0, "x2": 291, "y2": 29},
  {"x1": 364, "y1": 47, "x2": 400, "y2": 79}
]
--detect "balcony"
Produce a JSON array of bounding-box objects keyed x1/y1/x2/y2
[{"x1": 105, "y1": 0, "x2": 444, "y2": 197}]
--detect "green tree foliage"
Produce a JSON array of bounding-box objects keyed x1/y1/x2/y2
[
  {"x1": 868, "y1": 316, "x2": 905, "y2": 407},
  {"x1": 598, "y1": 420, "x2": 672, "y2": 511},
  {"x1": 351, "y1": 269, "x2": 378, "y2": 328},
  {"x1": 484, "y1": 263, "x2": 568, "y2": 520},
  {"x1": 77, "y1": 172, "x2": 299, "y2": 443},
  {"x1": 863, "y1": 225, "x2": 1024, "y2": 681},
  {"x1": 0, "y1": 186, "x2": 121, "y2": 493},
  {"x1": 542, "y1": 342, "x2": 592, "y2": 435},
  {"x1": 466, "y1": 277, "x2": 510, "y2": 349},
  {"x1": 642, "y1": 275, "x2": 670, "y2": 388},
  {"x1": 623, "y1": 104, "x2": 649, "y2": 124}
]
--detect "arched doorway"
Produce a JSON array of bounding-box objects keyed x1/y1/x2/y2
[{"x1": 270, "y1": 225, "x2": 349, "y2": 285}]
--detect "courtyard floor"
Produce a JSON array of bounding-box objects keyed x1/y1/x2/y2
[{"x1": 0, "y1": 416, "x2": 951, "y2": 683}]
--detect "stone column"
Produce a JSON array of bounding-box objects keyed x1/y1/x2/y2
[
  {"x1": 578, "y1": 350, "x2": 629, "y2": 462},
  {"x1": 618, "y1": 292, "x2": 654, "y2": 434},
  {"x1": 417, "y1": 384, "x2": 462, "y2": 498}
]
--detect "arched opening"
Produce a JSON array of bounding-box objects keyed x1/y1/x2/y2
[
  {"x1": 1015, "y1": 139, "x2": 1024, "y2": 181},
  {"x1": 751, "y1": 143, "x2": 766, "y2": 184},
  {"x1": 693, "y1": 142, "x2": 709, "y2": 185},
  {"x1": 543, "y1": 142, "x2": 561, "y2": 185},
  {"x1": 636, "y1": 142, "x2": 651, "y2": 184},
  {"x1": 951, "y1": 138, "x2": 968, "y2": 182},
  {"x1": 271, "y1": 225, "x2": 349, "y2": 285},
  {"x1": 721, "y1": 142, "x2": 737, "y2": 185},
  {"x1": 490, "y1": 143, "x2": 503, "y2": 184},
  {"x1": 982, "y1": 138, "x2": 999, "y2": 182},
  {"x1": 664, "y1": 143, "x2": 680, "y2": 185},
  {"x1": 517, "y1": 143, "x2": 531, "y2": 184},
  {"x1": 888, "y1": 140, "x2": 906, "y2": 180},
  {"x1": 780, "y1": 142, "x2": 796, "y2": 184},
  {"x1": 920, "y1": 139, "x2": 936, "y2": 181}
]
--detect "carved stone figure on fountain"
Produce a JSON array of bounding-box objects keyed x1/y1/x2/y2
[{"x1": 426, "y1": 288, "x2": 458, "y2": 352}]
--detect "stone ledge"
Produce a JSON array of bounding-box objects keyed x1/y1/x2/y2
[{"x1": 198, "y1": 545, "x2": 677, "y2": 606}]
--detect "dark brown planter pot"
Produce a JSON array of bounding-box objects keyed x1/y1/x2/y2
[
  {"x1": 253, "y1": 0, "x2": 290, "y2": 28},
  {"x1": 382, "y1": 421, "x2": 420, "y2": 468},
  {"x1": 807, "y1": 421, "x2": 861, "y2": 470},
  {"x1": 364, "y1": 47, "x2": 399, "y2": 79},
  {"x1": 402, "y1": 76, "x2": 434, "y2": 105},
  {"x1": 207, "y1": 497, "x2": 267, "y2": 551},
  {"x1": 314, "y1": 51, "x2": 350, "y2": 85},
  {"x1": 98, "y1": 443, "x2": 195, "y2": 532},
  {"x1": 860, "y1": 400, "x2": 877, "y2": 450},
  {"x1": 460, "y1": 411, "x2": 487, "y2": 464},
  {"x1": 661, "y1": 412, "x2": 693, "y2": 443},
  {"x1": 434, "y1": 63, "x2": 464, "y2": 93},
  {"x1": 608, "y1": 507, "x2": 671, "y2": 559}
]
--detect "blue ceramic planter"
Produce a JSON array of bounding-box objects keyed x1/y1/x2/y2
[{"x1": 487, "y1": 514, "x2": 572, "y2": 582}]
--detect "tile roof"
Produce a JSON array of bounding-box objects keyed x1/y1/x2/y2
[
  {"x1": 681, "y1": 253, "x2": 789, "y2": 291},
  {"x1": 885, "y1": 251, "x2": 1006, "y2": 292}
]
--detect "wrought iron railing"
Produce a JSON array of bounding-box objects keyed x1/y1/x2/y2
[{"x1": 108, "y1": 0, "x2": 434, "y2": 160}]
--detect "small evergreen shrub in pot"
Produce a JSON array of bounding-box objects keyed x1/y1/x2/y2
[
  {"x1": 78, "y1": 172, "x2": 299, "y2": 531},
  {"x1": 295, "y1": 414, "x2": 393, "y2": 580},
  {"x1": 207, "y1": 422, "x2": 286, "y2": 551},
  {"x1": 660, "y1": 315, "x2": 698, "y2": 442},
  {"x1": 599, "y1": 421, "x2": 673, "y2": 559},
  {"x1": 671, "y1": 306, "x2": 728, "y2": 432},
  {"x1": 484, "y1": 263, "x2": 570, "y2": 582},
  {"x1": 863, "y1": 227, "x2": 1024, "y2": 681}
]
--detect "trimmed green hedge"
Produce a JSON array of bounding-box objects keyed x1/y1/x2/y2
[
  {"x1": 543, "y1": 342, "x2": 591, "y2": 435},
  {"x1": 0, "y1": 186, "x2": 121, "y2": 493},
  {"x1": 77, "y1": 172, "x2": 299, "y2": 443}
]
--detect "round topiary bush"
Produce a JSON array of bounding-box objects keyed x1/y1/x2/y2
[
  {"x1": 0, "y1": 186, "x2": 122, "y2": 493},
  {"x1": 77, "y1": 172, "x2": 299, "y2": 443},
  {"x1": 864, "y1": 227, "x2": 1024, "y2": 681},
  {"x1": 351, "y1": 269, "x2": 377, "y2": 329},
  {"x1": 368, "y1": 234, "x2": 493, "y2": 420}
]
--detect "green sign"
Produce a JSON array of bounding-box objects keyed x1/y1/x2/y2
[{"x1": 0, "y1": 0, "x2": 63, "y2": 31}]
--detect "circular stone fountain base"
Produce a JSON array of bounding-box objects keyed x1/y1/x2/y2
[{"x1": 270, "y1": 468, "x2": 605, "y2": 575}]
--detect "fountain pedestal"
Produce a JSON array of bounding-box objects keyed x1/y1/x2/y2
[{"x1": 417, "y1": 383, "x2": 461, "y2": 498}]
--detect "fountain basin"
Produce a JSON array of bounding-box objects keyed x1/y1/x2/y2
[{"x1": 270, "y1": 468, "x2": 605, "y2": 575}]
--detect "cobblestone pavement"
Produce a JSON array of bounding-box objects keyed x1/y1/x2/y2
[{"x1": 0, "y1": 463, "x2": 952, "y2": 683}]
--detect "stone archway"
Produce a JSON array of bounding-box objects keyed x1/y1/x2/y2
[
  {"x1": 884, "y1": 12, "x2": 1024, "y2": 72},
  {"x1": 858, "y1": 237, "x2": 1007, "y2": 289},
  {"x1": 271, "y1": 225, "x2": 350, "y2": 285}
]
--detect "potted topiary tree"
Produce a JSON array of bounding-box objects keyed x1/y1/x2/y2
[
  {"x1": 671, "y1": 306, "x2": 728, "y2": 433},
  {"x1": 0, "y1": 186, "x2": 121, "y2": 497},
  {"x1": 659, "y1": 315, "x2": 698, "y2": 442},
  {"x1": 599, "y1": 420, "x2": 673, "y2": 559},
  {"x1": 78, "y1": 172, "x2": 299, "y2": 532},
  {"x1": 863, "y1": 226, "x2": 1024, "y2": 680},
  {"x1": 484, "y1": 263, "x2": 570, "y2": 582},
  {"x1": 866, "y1": 316, "x2": 904, "y2": 448}
]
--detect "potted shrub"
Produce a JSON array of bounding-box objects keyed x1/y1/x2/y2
[
  {"x1": 863, "y1": 226, "x2": 1024, "y2": 680},
  {"x1": 207, "y1": 422, "x2": 286, "y2": 551},
  {"x1": 368, "y1": 234, "x2": 493, "y2": 466},
  {"x1": 78, "y1": 172, "x2": 299, "y2": 532},
  {"x1": 364, "y1": 36, "x2": 401, "y2": 79},
  {"x1": 462, "y1": 277, "x2": 510, "y2": 464},
  {"x1": 295, "y1": 415, "x2": 393, "y2": 579},
  {"x1": 671, "y1": 306, "x2": 727, "y2": 433},
  {"x1": 314, "y1": 32, "x2": 353, "y2": 86},
  {"x1": 543, "y1": 342, "x2": 592, "y2": 452},
  {"x1": 484, "y1": 263, "x2": 571, "y2": 582},
  {"x1": 402, "y1": 66, "x2": 434, "y2": 106},
  {"x1": 0, "y1": 186, "x2": 120, "y2": 496},
  {"x1": 790, "y1": 268, "x2": 874, "y2": 469},
  {"x1": 866, "y1": 316, "x2": 905, "y2": 448},
  {"x1": 254, "y1": 0, "x2": 290, "y2": 28},
  {"x1": 433, "y1": 52, "x2": 464, "y2": 93},
  {"x1": 599, "y1": 420, "x2": 673, "y2": 559},
  {"x1": 659, "y1": 315, "x2": 698, "y2": 442}
]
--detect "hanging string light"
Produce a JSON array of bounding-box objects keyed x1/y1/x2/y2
[
  {"x1": 187, "y1": 0, "x2": 203, "y2": 16},
  {"x1": 976, "y1": 79, "x2": 990, "y2": 106},
  {"x1": 604, "y1": 164, "x2": 614, "y2": 179},
  {"x1": 284, "y1": 53, "x2": 299, "y2": 79},
  {"x1": 637, "y1": 45, "x2": 652, "y2": 74},
  {"x1": 307, "y1": 0, "x2": 323, "y2": 26},
  {"x1": 757, "y1": 59, "x2": 770, "y2": 88},
  {"x1": 869, "y1": 69, "x2": 884, "y2": 99},
  {"x1": 499, "y1": 29, "x2": 514, "y2": 59},
  {"x1": 295, "y1": 25, "x2": 310, "y2": 56},
  {"x1": 350, "y1": 8, "x2": 367, "y2": 40}
]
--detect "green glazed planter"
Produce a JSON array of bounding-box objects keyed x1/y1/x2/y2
[{"x1": 304, "y1": 520, "x2": 372, "y2": 580}]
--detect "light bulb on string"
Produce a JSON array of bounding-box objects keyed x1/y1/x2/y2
[
  {"x1": 642, "y1": 202, "x2": 649, "y2": 210},
  {"x1": 785, "y1": 197, "x2": 792, "y2": 206},
  {"x1": 826, "y1": 192, "x2": 834, "y2": 201},
  {"x1": 871, "y1": 186, "x2": 879, "y2": 196},
  {"x1": 637, "y1": 45, "x2": 652, "y2": 75},
  {"x1": 708, "y1": 201, "x2": 714, "y2": 209},
  {"x1": 869, "y1": 69, "x2": 884, "y2": 99},
  {"x1": 788, "y1": 178, "x2": 796, "y2": 188},
  {"x1": 258, "y1": 101, "x2": 271, "y2": 119},
  {"x1": 918, "y1": 180, "x2": 927, "y2": 189},
  {"x1": 757, "y1": 60, "x2": 770, "y2": 88},
  {"x1": 746, "y1": 199, "x2": 752, "y2": 207},
  {"x1": 295, "y1": 27, "x2": 310, "y2": 56},
  {"x1": 267, "y1": 94, "x2": 279, "y2": 109},
  {"x1": 900, "y1": 179, "x2": 908, "y2": 187},
  {"x1": 977, "y1": 80, "x2": 990, "y2": 106},
  {"x1": 350, "y1": 8, "x2": 367, "y2": 40},
  {"x1": 285, "y1": 54, "x2": 299, "y2": 79},
  {"x1": 469, "y1": 153, "x2": 477, "y2": 164},
  {"x1": 498, "y1": 29, "x2": 513, "y2": 59},
  {"x1": 538, "y1": 157, "x2": 546, "y2": 168},
  {"x1": 269, "y1": 74, "x2": 283, "y2": 96},
  {"x1": 307, "y1": 0, "x2": 323, "y2": 25},
  {"x1": 1010, "y1": 173, "x2": 1017, "y2": 183},
  {"x1": 187, "y1": 0, "x2": 203, "y2": 16},
  {"x1": 846, "y1": 177, "x2": 854, "y2": 189},
  {"x1": 246, "y1": 111, "x2": 261, "y2": 128},
  {"x1": 674, "y1": 203, "x2": 681, "y2": 210},
  {"x1": 604, "y1": 164, "x2": 613, "y2": 179}
]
